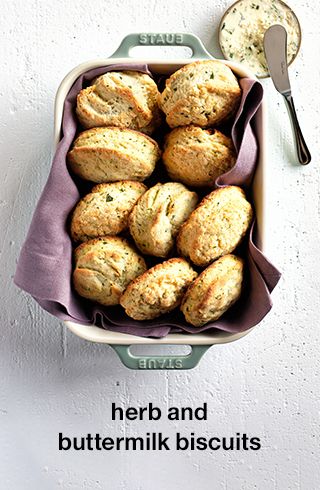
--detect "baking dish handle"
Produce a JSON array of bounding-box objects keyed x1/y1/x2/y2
[
  {"x1": 111, "y1": 344, "x2": 210, "y2": 370},
  {"x1": 110, "y1": 33, "x2": 212, "y2": 59}
]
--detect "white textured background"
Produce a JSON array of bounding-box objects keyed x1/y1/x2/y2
[{"x1": 1, "y1": 0, "x2": 319, "y2": 488}]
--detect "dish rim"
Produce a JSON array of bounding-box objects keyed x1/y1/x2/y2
[{"x1": 55, "y1": 54, "x2": 267, "y2": 346}]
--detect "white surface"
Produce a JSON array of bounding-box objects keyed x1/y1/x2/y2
[{"x1": 0, "y1": 0, "x2": 319, "y2": 488}]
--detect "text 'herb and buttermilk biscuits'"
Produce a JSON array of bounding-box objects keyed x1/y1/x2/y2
[{"x1": 67, "y1": 61, "x2": 253, "y2": 327}]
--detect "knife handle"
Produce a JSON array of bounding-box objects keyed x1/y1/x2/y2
[{"x1": 283, "y1": 94, "x2": 311, "y2": 165}]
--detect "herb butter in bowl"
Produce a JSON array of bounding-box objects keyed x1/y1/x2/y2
[{"x1": 219, "y1": 0, "x2": 301, "y2": 78}]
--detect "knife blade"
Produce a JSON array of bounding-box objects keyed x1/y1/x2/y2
[
  {"x1": 264, "y1": 25, "x2": 291, "y2": 95},
  {"x1": 264, "y1": 25, "x2": 311, "y2": 165}
]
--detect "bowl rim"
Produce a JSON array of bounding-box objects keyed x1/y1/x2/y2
[{"x1": 218, "y1": 0, "x2": 302, "y2": 79}]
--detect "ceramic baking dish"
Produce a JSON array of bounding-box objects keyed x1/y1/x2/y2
[{"x1": 54, "y1": 33, "x2": 267, "y2": 370}]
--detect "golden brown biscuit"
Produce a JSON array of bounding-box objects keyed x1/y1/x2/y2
[
  {"x1": 120, "y1": 258, "x2": 197, "y2": 320},
  {"x1": 76, "y1": 71, "x2": 161, "y2": 134},
  {"x1": 67, "y1": 127, "x2": 160, "y2": 183},
  {"x1": 73, "y1": 237, "x2": 146, "y2": 306},
  {"x1": 129, "y1": 182, "x2": 198, "y2": 258},
  {"x1": 159, "y1": 60, "x2": 241, "y2": 128},
  {"x1": 181, "y1": 254, "x2": 243, "y2": 326},
  {"x1": 177, "y1": 186, "x2": 253, "y2": 267},
  {"x1": 163, "y1": 126, "x2": 236, "y2": 187},
  {"x1": 71, "y1": 181, "x2": 147, "y2": 243}
]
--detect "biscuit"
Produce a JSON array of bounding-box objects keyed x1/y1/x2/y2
[
  {"x1": 181, "y1": 254, "x2": 243, "y2": 326},
  {"x1": 73, "y1": 237, "x2": 146, "y2": 306},
  {"x1": 71, "y1": 181, "x2": 147, "y2": 242},
  {"x1": 163, "y1": 126, "x2": 236, "y2": 187},
  {"x1": 177, "y1": 186, "x2": 253, "y2": 267},
  {"x1": 129, "y1": 182, "x2": 198, "y2": 257},
  {"x1": 76, "y1": 71, "x2": 161, "y2": 134},
  {"x1": 120, "y1": 258, "x2": 197, "y2": 320},
  {"x1": 159, "y1": 60, "x2": 241, "y2": 128},
  {"x1": 67, "y1": 127, "x2": 160, "y2": 183}
]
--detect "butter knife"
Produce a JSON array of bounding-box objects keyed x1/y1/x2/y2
[{"x1": 264, "y1": 24, "x2": 311, "y2": 165}]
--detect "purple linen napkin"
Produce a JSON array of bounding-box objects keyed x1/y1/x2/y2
[{"x1": 14, "y1": 64, "x2": 281, "y2": 338}]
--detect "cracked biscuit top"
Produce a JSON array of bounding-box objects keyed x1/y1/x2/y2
[
  {"x1": 120, "y1": 258, "x2": 198, "y2": 321},
  {"x1": 76, "y1": 71, "x2": 161, "y2": 134},
  {"x1": 129, "y1": 182, "x2": 198, "y2": 258},
  {"x1": 67, "y1": 127, "x2": 161, "y2": 183},
  {"x1": 73, "y1": 237, "x2": 146, "y2": 306},
  {"x1": 163, "y1": 125, "x2": 237, "y2": 188},
  {"x1": 177, "y1": 186, "x2": 253, "y2": 267},
  {"x1": 181, "y1": 254, "x2": 244, "y2": 326},
  {"x1": 159, "y1": 60, "x2": 241, "y2": 128},
  {"x1": 70, "y1": 181, "x2": 147, "y2": 243}
]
